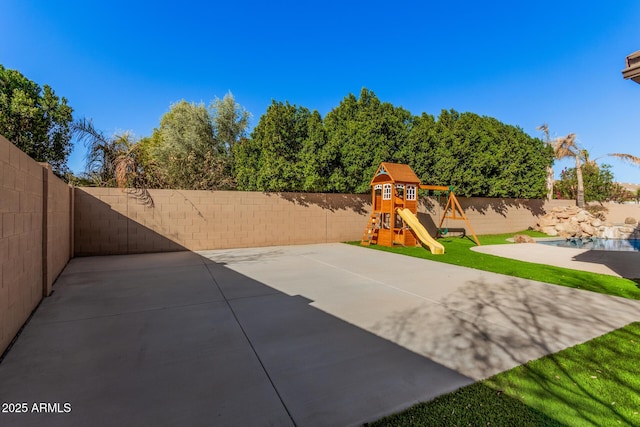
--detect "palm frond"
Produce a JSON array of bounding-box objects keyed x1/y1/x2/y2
[
  {"x1": 609, "y1": 153, "x2": 640, "y2": 165},
  {"x1": 553, "y1": 133, "x2": 578, "y2": 160}
]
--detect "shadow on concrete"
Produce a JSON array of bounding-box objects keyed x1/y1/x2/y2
[
  {"x1": 369, "y1": 277, "x2": 640, "y2": 426},
  {"x1": 572, "y1": 248, "x2": 640, "y2": 279},
  {"x1": 370, "y1": 276, "x2": 639, "y2": 377},
  {"x1": 0, "y1": 216, "x2": 473, "y2": 426}
]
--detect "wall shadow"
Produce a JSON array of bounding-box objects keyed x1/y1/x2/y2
[
  {"x1": 270, "y1": 191, "x2": 370, "y2": 214},
  {"x1": 420, "y1": 195, "x2": 549, "y2": 218},
  {"x1": 74, "y1": 188, "x2": 187, "y2": 256},
  {"x1": 459, "y1": 197, "x2": 548, "y2": 217},
  {"x1": 96, "y1": 189, "x2": 552, "y2": 219},
  {"x1": 417, "y1": 212, "x2": 439, "y2": 236},
  {"x1": 123, "y1": 187, "x2": 155, "y2": 208}
]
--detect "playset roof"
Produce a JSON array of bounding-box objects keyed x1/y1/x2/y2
[{"x1": 370, "y1": 162, "x2": 420, "y2": 185}]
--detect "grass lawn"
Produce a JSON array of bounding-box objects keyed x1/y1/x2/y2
[
  {"x1": 350, "y1": 231, "x2": 640, "y2": 300},
  {"x1": 367, "y1": 322, "x2": 640, "y2": 427}
]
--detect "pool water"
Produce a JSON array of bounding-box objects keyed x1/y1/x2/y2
[{"x1": 538, "y1": 238, "x2": 640, "y2": 252}]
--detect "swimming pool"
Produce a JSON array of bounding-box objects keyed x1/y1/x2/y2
[{"x1": 538, "y1": 238, "x2": 640, "y2": 252}]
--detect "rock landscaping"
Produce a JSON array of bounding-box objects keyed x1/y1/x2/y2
[{"x1": 535, "y1": 205, "x2": 640, "y2": 239}]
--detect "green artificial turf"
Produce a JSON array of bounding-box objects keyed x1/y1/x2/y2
[
  {"x1": 367, "y1": 322, "x2": 640, "y2": 427},
  {"x1": 349, "y1": 231, "x2": 640, "y2": 300}
]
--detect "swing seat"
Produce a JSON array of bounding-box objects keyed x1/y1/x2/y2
[{"x1": 444, "y1": 227, "x2": 466, "y2": 237}]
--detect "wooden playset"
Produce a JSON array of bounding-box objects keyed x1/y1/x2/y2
[{"x1": 361, "y1": 162, "x2": 480, "y2": 253}]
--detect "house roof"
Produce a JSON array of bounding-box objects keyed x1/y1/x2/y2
[
  {"x1": 622, "y1": 50, "x2": 640, "y2": 84},
  {"x1": 370, "y1": 162, "x2": 421, "y2": 185}
]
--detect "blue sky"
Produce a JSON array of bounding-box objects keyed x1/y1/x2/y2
[{"x1": 2, "y1": 1, "x2": 640, "y2": 183}]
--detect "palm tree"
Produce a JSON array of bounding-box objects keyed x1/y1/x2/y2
[
  {"x1": 554, "y1": 133, "x2": 585, "y2": 208},
  {"x1": 536, "y1": 123, "x2": 555, "y2": 201},
  {"x1": 73, "y1": 118, "x2": 155, "y2": 206},
  {"x1": 72, "y1": 118, "x2": 144, "y2": 188}
]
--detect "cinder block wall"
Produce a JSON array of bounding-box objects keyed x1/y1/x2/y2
[
  {"x1": 44, "y1": 164, "x2": 73, "y2": 295},
  {"x1": 74, "y1": 188, "x2": 370, "y2": 255},
  {"x1": 74, "y1": 187, "x2": 568, "y2": 256},
  {"x1": 0, "y1": 137, "x2": 43, "y2": 354},
  {"x1": 421, "y1": 197, "x2": 574, "y2": 236},
  {"x1": 0, "y1": 135, "x2": 73, "y2": 355}
]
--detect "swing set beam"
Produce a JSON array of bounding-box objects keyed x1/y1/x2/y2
[
  {"x1": 419, "y1": 185, "x2": 450, "y2": 192},
  {"x1": 419, "y1": 185, "x2": 481, "y2": 246}
]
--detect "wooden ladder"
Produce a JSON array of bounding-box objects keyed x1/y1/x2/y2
[{"x1": 361, "y1": 213, "x2": 381, "y2": 246}]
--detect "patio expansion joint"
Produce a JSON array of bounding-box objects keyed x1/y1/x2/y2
[
  {"x1": 204, "y1": 261, "x2": 298, "y2": 427},
  {"x1": 298, "y1": 252, "x2": 541, "y2": 333},
  {"x1": 224, "y1": 292, "x2": 285, "y2": 303}
]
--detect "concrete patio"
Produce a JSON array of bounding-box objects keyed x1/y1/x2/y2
[
  {"x1": 472, "y1": 242, "x2": 640, "y2": 278},
  {"x1": 1, "y1": 243, "x2": 639, "y2": 426}
]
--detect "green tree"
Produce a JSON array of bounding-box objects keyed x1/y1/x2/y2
[
  {"x1": 323, "y1": 88, "x2": 412, "y2": 193},
  {"x1": 210, "y1": 92, "x2": 250, "y2": 159},
  {"x1": 0, "y1": 65, "x2": 73, "y2": 173},
  {"x1": 136, "y1": 132, "x2": 165, "y2": 188},
  {"x1": 233, "y1": 136, "x2": 260, "y2": 191},
  {"x1": 234, "y1": 100, "x2": 314, "y2": 191},
  {"x1": 234, "y1": 89, "x2": 552, "y2": 197},
  {"x1": 298, "y1": 110, "x2": 329, "y2": 191},
  {"x1": 395, "y1": 112, "x2": 438, "y2": 183},
  {"x1": 430, "y1": 110, "x2": 551, "y2": 198},
  {"x1": 150, "y1": 97, "x2": 246, "y2": 190},
  {"x1": 555, "y1": 162, "x2": 620, "y2": 203},
  {"x1": 609, "y1": 184, "x2": 634, "y2": 203}
]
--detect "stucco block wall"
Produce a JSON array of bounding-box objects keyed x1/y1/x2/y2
[
  {"x1": 74, "y1": 188, "x2": 370, "y2": 255},
  {"x1": 0, "y1": 135, "x2": 73, "y2": 355}
]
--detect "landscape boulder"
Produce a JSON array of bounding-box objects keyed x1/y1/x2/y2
[
  {"x1": 575, "y1": 211, "x2": 590, "y2": 222},
  {"x1": 580, "y1": 222, "x2": 595, "y2": 236},
  {"x1": 539, "y1": 226, "x2": 559, "y2": 236},
  {"x1": 534, "y1": 205, "x2": 635, "y2": 239},
  {"x1": 513, "y1": 234, "x2": 536, "y2": 243},
  {"x1": 538, "y1": 214, "x2": 558, "y2": 227}
]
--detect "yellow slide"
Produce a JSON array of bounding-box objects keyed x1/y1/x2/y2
[{"x1": 396, "y1": 208, "x2": 445, "y2": 254}]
